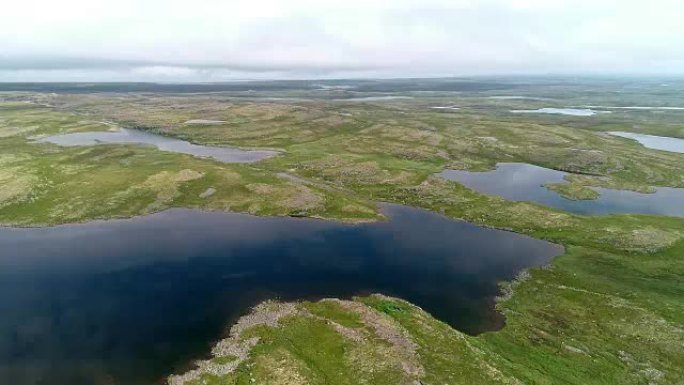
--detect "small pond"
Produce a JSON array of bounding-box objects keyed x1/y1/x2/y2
[
  {"x1": 587, "y1": 106, "x2": 684, "y2": 111},
  {"x1": 37, "y1": 128, "x2": 277, "y2": 163},
  {"x1": 510, "y1": 108, "x2": 601, "y2": 116},
  {"x1": 0, "y1": 204, "x2": 562, "y2": 385},
  {"x1": 609, "y1": 131, "x2": 684, "y2": 154},
  {"x1": 430, "y1": 105, "x2": 461, "y2": 110},
  {"x1": 184, "y1": 120, "x2": 226, "y2": 125},
  {"x1": 488, "y1": 96, "x2": 551, "y2": 101},
  {"x1": 439, "y1": 163, "x2": 684, "y2": 217},
  {"x1": 336, "y1": 95, "x2": 413, "y2": 101}
]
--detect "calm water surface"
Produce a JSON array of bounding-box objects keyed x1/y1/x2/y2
[
  {"x1": 37, "y1": 128, "x2": 277, "y2": 163},
  {"x1": 609, "y1": 131, "x2": 684, "y2": 154},
  {"x1": 439, "y1": 163, "x2": 684, "y2": 217},
  {"x1": 336, "y1": 95, "x2": 414, "y2": 101},
  {"x1": 0, "y1": 205, "x2": 562, "y2": 385},
  {"x1": 587, "y1": 106, "x2": 684, "y2": 111},
  {"x1": 488, "y1": 96, "x2": 552, "y2": 101},
  {"x1": 510, "y1": 108, "x2": 601, "y2": 116},
  {"x1": 184, "y1": 120, "x2": 226, "y2": 125}
]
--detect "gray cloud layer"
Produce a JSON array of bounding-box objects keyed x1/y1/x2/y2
[{"x1": 2, "y1": 0, "x2": 683, "y2": 81}]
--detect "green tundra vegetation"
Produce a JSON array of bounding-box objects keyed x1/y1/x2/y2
[{"x1": 1, "y1": 79, "x2": 683, "y2": 384}]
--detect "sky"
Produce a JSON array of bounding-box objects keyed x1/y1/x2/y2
[{"x1": 1, "y1": 0, "x2": 683, "y2": 81}]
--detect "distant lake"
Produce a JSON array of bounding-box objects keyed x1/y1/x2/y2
[
  {"x1": 184, "y1": 119, "x2": 226, "y2": 125},
  {"x1": 511, "y1": 108, "x2": 601, "y2": 116},
  {"x1": 37, "y1": 128, "x2": 277, "y2": 163},
  {"x1": 587, "y1": 106, "x2": 684, "y2": 111},
  {"x1": 0, "y1": 205, "x2": 562, "y2": 385},
  {"x1": 488, "y1": 96, "x2": 552, "y2": 101},
  {"x1": 609, "y1": 131, "x2": 684, "y2": 154},
  {"x1": 430, "y1": 105, "x2": 461, "y2": 110},
  {"x1": 439, "y1": 163, "x2": 684, "y2": 217},
  {"x1": 336, "y1": 95, "x2": 413, "y2": 101}
]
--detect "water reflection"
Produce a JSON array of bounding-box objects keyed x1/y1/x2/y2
[
  {"x1": 609, "y1": 131, "x2": 684, "y2": 154},
  {"x1": 510, "y1": 108, "x2": 601, "y2": 116},
  {"x1": 0, "y1": 204, "x2": 562, "y2": 385},
  {"x1": 439, "y1": 163, "x2": 684, "y2": 217},
  {"x1": 37, "y1": 128, "x2": 277, "y2": 163}
]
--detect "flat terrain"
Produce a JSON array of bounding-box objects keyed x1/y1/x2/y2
[{"x1": 1, "y1": 78, "x2": 683, "y2": 384}]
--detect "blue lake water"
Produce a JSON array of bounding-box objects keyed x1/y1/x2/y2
[
  {"x1": 184, "y1": 120, "x2": 226, "y2": 125},
  {"x1": 609, "y1": 131, "x2": 684, "y2": 154},
  {"x1": 488, "y1": 96, "x2": 552, "y2": 101},
  {"x1": 0, "y1": 204, "x2": 562, "y2": 385},
  {"x1": 430, "y1": 105, "x2": 461, "y2": 111},
  {"x1": 587, "y1": 106, "x2": 684, "y2": 111},
  {"x1": 439, "y1": 163, "x2": 684, "y2": 217},
  {"x1": 336, "y1": 96, "x2": 414, "y2": 101},
  {"x1": 37, "y1": 128, "x2": 277, "y2": 163},
  {"x1": 510, "y1": 108, "x2": 601, "y2": 116}
]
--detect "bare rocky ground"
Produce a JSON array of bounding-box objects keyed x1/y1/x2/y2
[
  {"x1": 168, "y1": 302, "x2": 300, "y2": 385},
  {"x1": 168, "y1": 296, "x2": 427, "y2": 385}
]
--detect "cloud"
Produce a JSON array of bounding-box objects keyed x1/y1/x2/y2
[{"x1": 1, "y1": 0, "x2": 683, "y2": 81}]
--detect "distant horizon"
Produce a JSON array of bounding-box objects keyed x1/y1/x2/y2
[
  {"x1": 2, "y1": 73, "x2": 684, "y2": 85},
  {"x1": 3, "y1": 0, "x2": 684, "y2": 82}
]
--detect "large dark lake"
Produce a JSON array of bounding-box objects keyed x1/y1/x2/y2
[{"x1": 0, "y1": 204, "x2": 562, "y2": 385}]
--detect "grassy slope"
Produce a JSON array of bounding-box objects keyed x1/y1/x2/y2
[
  {"x1": 1, "y1": 90, "x2": 683, "y2": 384},
  {"x1": 0, "y1": 103, "x2": 379, "y2": 225}
]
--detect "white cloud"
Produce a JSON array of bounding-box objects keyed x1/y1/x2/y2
[
  {"x1": 130, "y1": 66, "x2": 201, "y2": 78},
  {"x1": 1, "y1": 0, "x2": 683, "y2": 80}
]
